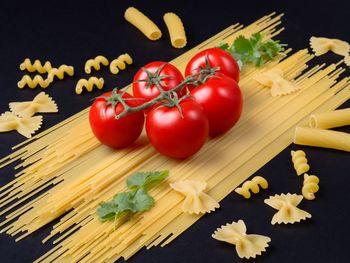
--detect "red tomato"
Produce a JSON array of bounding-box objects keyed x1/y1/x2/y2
[
  {"x1": 89, "y1": 91, "x2": 145, "y2": 149},
  {"x1": 133, "y1": 61, "x2": 185, "y2": 102},
  {"x1": 185, "y1": 48, "x2": 240, "y2": 88},
  {"x1": 190, "y1": 75, "x2": 243, "y2": 136},
  {"x1": 146, "y1": 99, "x2": 209, "y2": 159}
]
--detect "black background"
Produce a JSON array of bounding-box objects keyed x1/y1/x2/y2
[{"x1": 0, "y1": 0, "x2": 350, "y2": 262}]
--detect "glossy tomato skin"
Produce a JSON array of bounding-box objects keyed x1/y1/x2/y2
[
  {"x1": 146, "y1": 99, "x2": 209, "y2": 159},
  {"x1": 185, "y1": 48, "x2": 240, "y2": 88},
  {"x1": 89, "y1": 91, "x2": 145, "y2": 149},
  {"x1": 133, "y1": 61, "x2": 185, "y2": 102},
  {"x1": 190, "y1": 75, "x2": 243, "y2": 136}
]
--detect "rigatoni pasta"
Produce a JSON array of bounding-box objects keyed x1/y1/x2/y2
[
  {"x1": 163, "y1": 12, "x2": 187, "y2": 48},
  {"x1": 124, "y1": 7, "x2": 162, "y2": 41},
  {"x1": 293, "y1": 126, "x2": 350, "y2": 152},
  {"x1": 309, "y1": 108, "x2": 350, "y2": 129}
]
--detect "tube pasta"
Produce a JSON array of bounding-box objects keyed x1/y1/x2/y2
[
  {"x1": 9, "y1": 92, "x2": 58, "y2": 118},
  {"x1": 109, "y1": 53, "x2": 133, "y2": 74},
  {"x1": 234, "y1": 176, "x2": 268, "y2": 199},
  {"x1": 310, "y1": 36, "x2": 350, "y2": 56},
  {"x1": 264, "y1": 193, "x2": 311, "y2": 224},
  {"x1": 163, "y1": 12, "x2": 187, "y2": 48},
  {"x1": 19, "y1": 58, "x2": 53, "y2": 74},
  {"x1": 309, "y1": 108, "x2": 350, "y2": 129},
  {"x1": 124, "y1": 7, "x2": 162, "y2": 41},
  {"x1": 84, "y1": 55, "x2": 109, "y2": 74},
  {"x1": 17, "y1": 75, "x2": 52, "y2": 89},
  {"x1": 290, "y1": 150, "x2": 310, "y2": 176},
  {"x1": 75, "y1": 77, "x2": 104, "y2": 94},
  {"x1": 345, "y1": 55, "x2": 350, "y2": 66},
  {"x1": 0, "y1": 111, "x2": 42, "y2": 138},
  {"x1": 302, "y1": 174, "x2": 319, "y2": 200},
  {"x1": 212, "y1": 220, "x2": 271, "y2": 259},
  {"x1": 47, "y1": 65, "x2": 74, "y2": 82},
  {"x1": 293, "y1": 126, "x2": 350, "y2": 152}
]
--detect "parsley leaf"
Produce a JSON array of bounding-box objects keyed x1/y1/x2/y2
[
  {"x1": 97, "y1": 202, "x2": 119, "y2": 222},
  {"x1": 219, "y1": 33, "x2": 286, "y2": 69},
  {"x1": 127, "y1": 170, "x2": 169, "y2": 190},
  {"x1": 133, "y1": 188, "x2": 155, "y2": 212}
]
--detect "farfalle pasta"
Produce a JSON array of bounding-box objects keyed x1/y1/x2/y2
[
  {"x1": 75, "y1": 77, "x2": 104, "y2": 95},
  {"x1": 310, "y1": 36, "x2": 350, "y2": 56},
  {"x1": 84, "y1": 55, "x2": 109, "y2": 74},
  {"x1": 212, "y1": 220, "x2": 271, "y2": 259},
  {"x1": 47, "y1": 65, "x2": 74, "y2": 82},
  {"x1": 302, "y1": 174, "x2": 320, "y2": 201},
  {"x1": 0, "y1": 111, "x2": 42, "y2": 138},
  {"x1": 235, "y1": 176, "x2": 268, "y2": 199},
  {"x1": 291, "y1": 150, "x2": 310, "y2": 176},
  {"x1": 253, "y1": 68, "x2": 299, "y2": 97},
  {"x1": 109, "y1": 54, "x2": 133, "y2": 74},
  {"x1": 19, "y1": 58, "x2": 53, "y2": 74},
  {"x1": 9, "y1": 92, "x2": 58, "y2": 118},
  {"x1": 17, "y1": 75, "x2": 51, "y2": 89},
  {"x1": 264, "y1": 193, "x2": 311, "y2": 224},
  {"x1": 170, "y1": 180, "x2": 219, "y2": 214}
]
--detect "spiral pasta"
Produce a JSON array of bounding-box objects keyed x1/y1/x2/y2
[
  {"x1": 75, "y1": 77, "x2": 104, "y2": 95},
  {"x1": 17, "y1": 75, "x2": 52, "y2": 89},
  {"x1": 109, "y1": 53, "x2": 133, "y2": 74},
  {"x1": 47, "y1": 65, "x2": 74, "y2": 82},
  {"x1": 291, "y1": 150, "x2": 310, "y2": 176},
  {"x1": 19, "y1": 58, "x2": 53, "y2": 74},
  {"x1": 234, "y1": 176, "x2": 268, "y2": 199},
  {"x1": 84, "y1": 55, "x2": 109, "y2": 74},
  {"x1": 302, "y1": 174, "x2": 320, "y2": 200}
]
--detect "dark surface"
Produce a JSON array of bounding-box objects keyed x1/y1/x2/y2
[{"x1": 0, "y1": 0, "x2": 349, "y2": 262}]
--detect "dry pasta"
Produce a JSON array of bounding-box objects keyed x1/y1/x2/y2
[
  {"x1": 345, "y1": 54, "x2": 350, "y2": 66},
  {"x1": 163, "y1": 12, "x2": 187, "y2": 48},
  {"x1": 47, "y1": 65, "x2": 74, "y2": 82},
  {"x1": 0, "y1": 111, "x2": 42, "y2": 138},
  {"x1": 124, "y1": 7, "x2": 162, "y2": 41},
  {"x1": 0, "y1": 14, "x2": 350, "y2": 262},
  {"x1": 212, "y1": 220, "x2": 271, "y2": 259},
  {"x1": 19, "y1": 58, "x2": 53, "y2": 74},
  {"x1": 234, "y1": 176, "x2": 268, "y2": 199},
  {"x1": 264, "y1": 193, "x2": 311, "y2": 224},
  {"x1": 309, "y1": 108, "x2": 350, "y2": 129},
  {"x1": 75, "y1": 77, "x2": 104, "y2": 94},
  {"x1": 310, "y1": 36, "x2": 350, "y2": 56},
  {"x1": 9, "y1": 92, "x2": 58, "y2": 118},
  {"x1": 17, "y1": 75, "x2": 51, "y2": 89},
  {"x1": 170, "y1": 180, "x2": 219, "y2": 214},
  {"x1": 253, "y1": 68, "x2": 300, "y2": 96},
  {"x1": 110, "y1": 53, "x2": 133, "y2": 74},
  {"x1": 84, "y1": 55, "x2": 109, "y2": 74},
  {"x1": 294, "y1": 126, "x2": 350, "y2": 152},
  {"x1": 302, "y1": 173, "x2": 319, "y2": 200},
  {"x1": 290, "y1": 150, "x2": 310, "y2": 176}
]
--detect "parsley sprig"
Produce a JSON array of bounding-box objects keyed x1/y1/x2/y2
[
  {"x1": 97, "y1": 170, "x2": 169, "y2": 226},
  {"x1": 219, "y1": 33, "x2": 286, "y2": 69}
]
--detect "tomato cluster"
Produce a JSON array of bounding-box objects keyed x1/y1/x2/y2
[{"x1": 89, "y1": 48, "x2": 243, "y2": 159}]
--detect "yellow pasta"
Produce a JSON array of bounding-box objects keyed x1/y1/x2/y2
[
  {"x1": 345, "y1": 54, "x2": 350, "y2": 66},
  {"x1": 17, "y1": 75, "x2": 52, "y2": 89},
  {"x1": 310, "y1": 36, "x2": 350, "y2": 56},
  {"x1": 294, "y1": 126, "x2": 350, "y2": 152},
  {"x1": 84, "y1": 55, "x2": 109, "y2": 74},
  {"x1": 253, "y1": 68, "x2": 300, "y2": 96},
  {"x1": 163, "y1": 12, "x2": 187, "y2": 48},
  {"x1": 264, "y1": 193, "x2": 311, "y2": 224},
  {"x1": 170, "y1": 180, "x2": 219, "y2": 214},
  {"x1": 19, "y1": 58, "x2": 53, "y2": 74},
  {"x1": 124, "y1": 7, "x2": 162, "y2": 41},
  {"x1": 9, "y1": 92, "x2": 58, "y2": 118},
  {"x1": 302, "y1": 174, "x2": 319, "y2": 200},
  {"x1": 75, "y1": 77, "x2": 104, "y2": 94},
  {"x1": 47, "y1": 65, "x2": 74, "y2": 82},
  {"x1": 212, "y1": 220, "x2": 271, "y2": 259},
  {"x1": 110, "y1": 53, "x2": 133, "y2": 74},
  {"x1": 290, "y1": 150, "x2": 310, "y2": 176},
  {"x1": 0, "y1": 111, "x2": 42, "y2": 138},
  {"x1": 234, "y1": 176, "x2": 268, "y2": 199},
  {"x1": 309, "y1": 108, "x2": 350, "y2": 129}
]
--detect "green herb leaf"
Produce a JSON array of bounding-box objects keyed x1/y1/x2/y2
[
  {"x1": 127, "y1": 170, "x2": 169, "y2": 190},
  {"x1": 233, "y1": 35, "x2": 252, "y2": 53},
  {"x1": 97, "y1": 202, "x2": 119, "y2": 222},
  {"x1": 133, "y1": 188, "x2": 155, "y2": 212},
  {"x1": 112, "y1": 192, "x2": 136, "y2": 213}
]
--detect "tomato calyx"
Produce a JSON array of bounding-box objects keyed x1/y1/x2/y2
[
  {"x1": 158, "y1": 92, "x2": 191, "y2": 118},
  {"x1": 135, "y1": 63, "x2": 174, "y2": 90},
  {"x1": 192, "y1": 54, "x2": 221, "y2": 85}
]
